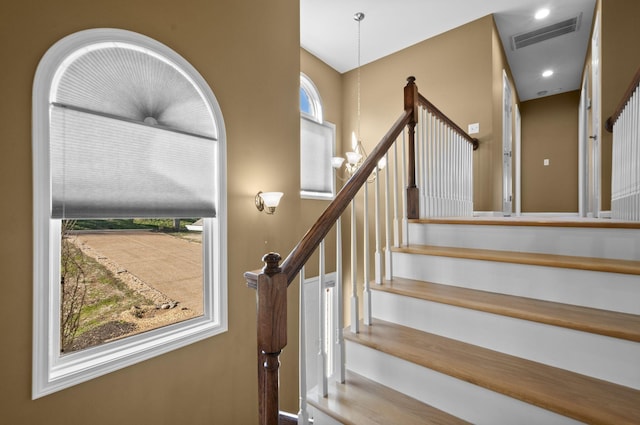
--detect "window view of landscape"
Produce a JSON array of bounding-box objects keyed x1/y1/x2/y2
[{"x1": 60, "y1": 219, "x2": 204, "y2": 353}]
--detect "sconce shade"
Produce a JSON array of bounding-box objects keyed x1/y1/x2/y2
[
  {"x1": 260, "y1": 192, "x2": 284, "y2": 208},
  {"x1": 255, "y1": 191, "x2": 283, "y2": 215},
  {"x1": 331, "y1": 157, "x2": 345, "y2": 169},
  {"x1": 345, "y1": 151, "x2": 362, "y2": 165}
]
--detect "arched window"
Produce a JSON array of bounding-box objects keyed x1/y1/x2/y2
[
  {"x1": 300, "y1": 73, "x2": 335, "y2": 199},
  {"x1": 32, "y1": 28, "x2": 227, "y2": 398},
  {"x1": 300, "y1": 73, "x2": 323, "y2": 122}
]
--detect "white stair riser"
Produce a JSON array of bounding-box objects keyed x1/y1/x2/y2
[
  {"x1": 372, "y1": 290, "x2": 640, "y2": 389},
  {"x1": 307, "y1": 406, "x2": 343, "y2": 425},
  {"x1": 408, "y1": 223, "x2": 640, "y2": 261},
  {"x1": 392, "y1": 252, "x2": 640, "y2": 314},
  {"x1": 345, "y1": 341, "x2": 582, "y2": 425}
]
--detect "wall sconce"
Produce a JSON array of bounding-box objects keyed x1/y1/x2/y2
[{"x1": 255, "y1": 191, "x2": 284, "y2": 215}]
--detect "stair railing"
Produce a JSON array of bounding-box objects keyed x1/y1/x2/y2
[
  {"x1": 244, "y1": 76, "x2": 479, "y2": 425},
  {"x1": 417, "y1": 94, "x2": 479, "y2": 217},
  {"x1": 605, "y1": 66, "x2": 640, "y2": 221}
]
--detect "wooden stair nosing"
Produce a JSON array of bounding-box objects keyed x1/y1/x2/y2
[
  {"x1": 307, "y1": 370, "x2": 470, "y2": 425},
  {"x1": 409, "y1": 217, "x2": 640, "y2": 229},
  {"x1": 345, "y1": 319, "x2": 640, "y2": 425},
  {"x1": 392, "y1": 244, "x2": 640, "y2": 275},
  {"x1": 372, "y1": 277, "x2": 640, "y2": 342}
]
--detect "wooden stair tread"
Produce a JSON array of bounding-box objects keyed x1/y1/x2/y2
[
  {"x1": 410, "y1": 216, "x2": 640, "y2": 229},
  {"x1": 345, "y1": 319, "x2": 640, "y2": 424},
  {"x1": 392, "y1": 244, "x2": 640, "y2": 275},
  {"x1": 307, "y1": 370, "x2": 470, "y2": 425},
  {"x1": 373, "y1": 277, "x2": 640, "y2": 342}
]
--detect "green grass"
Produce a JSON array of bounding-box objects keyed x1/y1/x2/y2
[{"x1": 68, "y1": 218, "x2": 198, "y2": 231}]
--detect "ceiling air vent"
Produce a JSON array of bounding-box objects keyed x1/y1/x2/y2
[{"x1": 512, "y1": 14, "x2": 582, "y2": 50}]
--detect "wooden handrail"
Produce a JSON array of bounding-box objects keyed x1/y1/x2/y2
[
  {"x1": 280, "y1": 110, "x2": 412, "y2": 285},
  {"x1": 243, "y1": 111, "x2": 411, "y2": 289},
  {"x1": 605, "y1": 66, "x2": 640, "y2": 133},
  {"x1": 418, "y1": 93, "x2": 479, "y2": 150},
  {"x1": 244, "y1": 110, "x2": 412, "y2": 290},
  {"x1": 245, "y1": 76, "x2": 478, "y2": 425}
]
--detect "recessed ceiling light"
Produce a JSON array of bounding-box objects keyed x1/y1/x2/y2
[
  {"x1": 535, "y1": 8, "x2": 550, "y2": 19},
  {"x1": 542, "y1": 69, "x2": 554, "y2": 78}
]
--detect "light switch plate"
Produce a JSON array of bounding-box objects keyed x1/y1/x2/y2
[
  {"x1": 468, "y1": 123, "x2": 479, "y2": 134},
  {"x1": 544, "y1": 159, "x2": 550, "y2": 166}
]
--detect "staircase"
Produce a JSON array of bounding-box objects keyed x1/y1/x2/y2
[{"x1": 306, "y1": 217, "x2": 640, "y2": 424}]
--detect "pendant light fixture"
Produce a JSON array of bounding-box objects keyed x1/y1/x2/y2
[{"x1": 332, "y1": 12, "x2": 385, "y2": 180}]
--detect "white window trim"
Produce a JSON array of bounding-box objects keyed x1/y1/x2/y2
[{"x1": 32, "y1": 28, "x2": 227, "y2": 399}]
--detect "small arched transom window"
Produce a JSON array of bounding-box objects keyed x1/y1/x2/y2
[{"x1": 300, "y1": 73, "x2": 323, "y2": 123}]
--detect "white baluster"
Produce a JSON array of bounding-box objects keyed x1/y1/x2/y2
[
  {"x1": 363, "y1": 184, "x2": 372, "y2": 325},
  {"x1": 417, "y1": 105, "x2": 425, "y2": 215},
  {"x1": 428, "y1": 114, "x2": 436, "y2": 217},
  {"x1": 455, "y1": 132, "x2": 461, "y2": 214},
  {"x1": 443, "y1": 126, "x2": 449, "y2": 216},
  {"x1": 374, "y1": 161, "x2": 382, "y2": 285},
  {"x1": 420, "y1": 106, "x2": 428, "y2": 214},
  {"x1": 350, "y1": 199, "x2": 359, "y2": 333},
  {"x1": 629, "y1": 88, "x2": 640, "y2": 221},
  {"x1": 451, "y1": 128, "x2": 455, "y2": 215},
  {"x1": 298, "y1": 268, "x2": 310, "y2": 425},
  {"x1": 318, "y1": 241, "x2": 327, "y2": 397},
  {"x1": 436, "y1": 117, "x2": 444, "y2": 217},
  {"x1": 457, "y1": 133, "x2": 462, "y2": 215},
  {"x1": 468, "y1": 136, "x2": 471, "y2": 215},
  {"x1": 384, "y1": 152, "x2": 392, "y2": 281},
  {"x1": 393, "y1": 138, "x2": 400, "y2": 247},
  {"x1": 431, "y1": 116, "x2": 437, "y2": 217},
  {"x1": 335, "y1": 220, "x2": 345, "y2": 383},
  {"x1": 401, "y1": 130, "x2": 409, "y2": 243},
  {"x1": 635, "y1": 89, "x2": 640, "y2": 220},
  {"x1": 452, "y1": 130, "x2": 456, "y2": 215}
]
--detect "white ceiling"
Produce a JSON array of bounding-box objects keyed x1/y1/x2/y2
[{"x1": 301, "y1": 0, "x2": 596, "y2": 101}]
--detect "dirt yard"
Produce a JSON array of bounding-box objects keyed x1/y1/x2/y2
[{"x1": 67, "y1": 230, "x2": 204, "y2": 351}]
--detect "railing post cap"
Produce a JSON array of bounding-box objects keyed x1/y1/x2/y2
[
  {"x1": 262, "y1": 252, "x2": 282, "y2": 275},
  {"x1": 407, "y1": 76, "x2": 416, "y2": 84}
]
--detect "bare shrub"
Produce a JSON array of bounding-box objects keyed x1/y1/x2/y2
[{"x1": 60, "y1": 220, "x2": 87, "y2": 352}]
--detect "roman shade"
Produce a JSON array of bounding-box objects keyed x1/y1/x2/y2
[
  {"x1": 50, "y1": 42, "x2": 217, "y2": 219},
  {"x1": 300, "y1": 116, "x2": 335, "y2": 198}
]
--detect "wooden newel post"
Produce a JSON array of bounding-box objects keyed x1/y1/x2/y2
[
  {"x1": 404, "y1": 76, "x2": 420, "y2": 219},
  {"x1": 257, "y1": 252, "x2": 288, "y2": 425}
]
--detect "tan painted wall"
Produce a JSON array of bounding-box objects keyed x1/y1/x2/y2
[
  {"x1": 521, "y1": 91, "x2": 580, "y2": 212},
  {"x1": 0, "y1": 0, "x2": 303, "y2": 423},
  {"x1": 341, "y1": 15, "x2": 501, "y2": 211}
]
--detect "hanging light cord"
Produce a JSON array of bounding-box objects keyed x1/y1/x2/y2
[{"x1": 355, "y1": 12, "x2": 364, "y2": 143}]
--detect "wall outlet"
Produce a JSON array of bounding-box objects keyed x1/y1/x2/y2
[
  {"x1": 468, "y1": 123, "x2": 479, "y2": 134},
  {"x1": 544, "y1": 158, "x2": 550, "y2": 166}
]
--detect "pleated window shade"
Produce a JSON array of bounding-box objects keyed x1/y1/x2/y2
[
  {"x1": 50, "y1": 43, "x2": 218, "y2": 219},
  {"x1": 300, "y1": 116, "x2": 335, "y2": 197}
]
